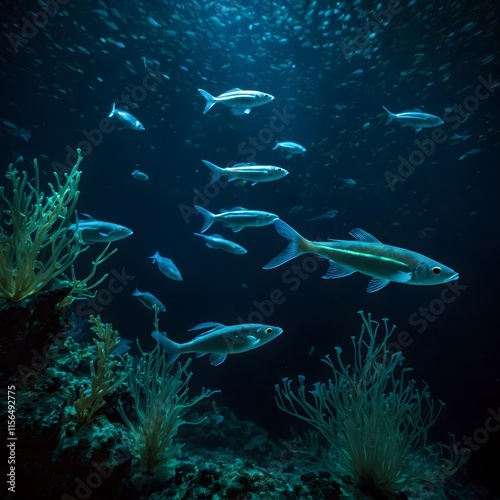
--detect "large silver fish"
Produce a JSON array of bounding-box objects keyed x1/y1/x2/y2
[
  {"x1": 202, "y1": 159, "x2": 288, "y2": 186},
  {"x1": 263, "y1": 220, "x2": 459, "y2": 293},
  {"x1": 198, "y1": 88, "x2": 274, "y2": 115},
  {"x1": 382, "y1": 106, "x2": 444, "y2": 132},
  {"x1": 195, "y1": 205, "x2": 279, "y2": 233},
  {"x1": 152, "y1": 322, "x2": 283, "y2": 366},
  {"x1": 68, "y1": 214, "x2": 133, "y2": 243}
]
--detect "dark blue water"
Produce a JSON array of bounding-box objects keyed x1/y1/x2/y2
[{"x1": 1, "y1": 0, "x2": 499, "y2": 492}]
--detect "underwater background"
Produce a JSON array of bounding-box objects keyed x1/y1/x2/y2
[{"x1": 1, "y1": 0, "x2": 499, "y2": 498}]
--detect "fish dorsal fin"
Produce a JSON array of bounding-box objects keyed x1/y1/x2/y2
[
  {"x1": 349, "y1": 228, "x2": 381, "y2": 243},
  {"x1": 233, "y1": 162, "x2": 257, "y2": 167},
  {"x1": 225, "y1": 206, "x2": 247, "y2": 212},
  {"x1": 188, "y1": 321, "x2": 225, "y2": 334},
  {"x1": 209, "y1": 353, "x2": 227, "y2": 366},
  {"x1": 225, "y1": 88, "x2": 242, "y2": 92},
  {"x1": 209, "y1": 234, "x2": 224, "y2": 238},
  {"x1": 80, "y1": 213, "x2": 95, "y2": 220},
  {"x1": 366, "y1": 277, "x2": 391, "y2": 293},
  {"x1": 414, "y1": 108, "x2": 422, "y2": 112}
]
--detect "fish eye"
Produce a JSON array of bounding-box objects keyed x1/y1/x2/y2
[
  {"x1": 431, "y1": 266, "x2": 442, "y2": 275},
  {"x1": 265, "y1": 327, "x2": 273, "y2": 334}
]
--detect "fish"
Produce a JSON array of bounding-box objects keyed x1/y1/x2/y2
[
  {"x1": 149, "y1": 251, "x2": 182, "y2": 281},
  {"x1": 108, "y1": 103, "x2": 145, "y2": 130},
  {"x1": 197, "y1": 88, "x2": 274, "y2": 115},
  {"x1": 201, "y1": 160, "x2": 288, "y2": 186},
  {"x1": 132, "y1": 289, "x2": 166, "y2": 312},
  {"x1": 307, "y1": 209, "x2": 339, "y2": 222},
  {"x1": 131, "y1": 169, "x2": 149, "y2": 181},
  {"x1": 3, "y1": 120, "x2": 31, "y2": 142},
  {"x1": 194, "y1": 233, "x2": 248, "y2": 254},
  {"x1": 451, "y1": 133, "x2": 472, "y2": 141},
  {"x1": 194, "y1": 205, "x2": 279, "y2": 233},
  {"x1": 458, "y1": 148, "x2": 482, "y2": 161},
  {"x1": 273, "y1": 141, "x2": 307, "y2": 154},
  {"x1": 339, "y1": 178, "x2": 356, "y2": 188},
  {"x1": 382, "y1": 106, "x2": 444, "y2": 132},
  {"x1": 68, "y1": 214, "x2": 133, "y2": 243},
  {"x1": 151, "y1": 322, "x2": 283, "y2": 366},
  {"x1": 263, "y1": 220, "x2": 459, "y2": 293}
]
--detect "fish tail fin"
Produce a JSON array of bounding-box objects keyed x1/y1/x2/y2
[
  {"x1": 382, "y1": 105, "x2": 394, "y2": 125},
  {"x1": 194, "y1": 205, "x2": 215, "y2": 233},
  {"x1": 198, "y1": 89, "x2": 216, "y2": 114},
  {"x1": 202, "y1": 160, "x2": 224, "y2": 183},
  {"x1": 273, "y1": 141, "x2": 279, "y2": 150},
  {"x1": 263, "y1": 220, "x2": 312, "y2": 269},
  {"x1": 108, "y1": 102, "x2": 116, "y2": 118},
  {"x1": 151, "y1": 330, "x2": 181, "y2": 366}
]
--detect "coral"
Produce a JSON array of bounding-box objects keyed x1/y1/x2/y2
[
  {"x1": 73, "y1": 315, "x2": 131, "y2": 424},
  {"x1": 118, "y1": 342, "x2": 218, "y2": 475},
  {"x1": 275, "y1": 311, "x2": 449, "y2": 497},
  {"x1": 0, "y1": 149, "x2": 115, "y2": 302}
]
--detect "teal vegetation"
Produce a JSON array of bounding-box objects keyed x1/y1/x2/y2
[
  {"x1": 275, "y1": 311, "x2": 457, "y2": 497},
  {"x1": 0, "y1": 149, "x2": 115, "y2": 302}
]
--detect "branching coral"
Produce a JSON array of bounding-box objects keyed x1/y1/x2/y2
[
  {"x1": 0, "y1": 149, "x2": 115, "y2": 302},
  {"x1": 74, "y1": 315, "x2": 131, "y2": 424},
  {"x1": 119, "y1": 341, "x2": 218, "y2": 475},
  {"x1": 275, "y1": 311, "x2": 450, "y2": 497}
]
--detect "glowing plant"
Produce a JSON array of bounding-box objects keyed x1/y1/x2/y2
[
  {"x1": 0, "y1": 149, "x2": 114, "y2": 302},
  {"x1": 276, "y1": 311, "x2": 451, "y2": 496}
]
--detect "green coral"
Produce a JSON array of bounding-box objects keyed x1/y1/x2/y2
[
  {"x1": 119, "y1": 341, "x2": 218, "y2": 475},
  {"x1": 74, "y1": 315, "x2": 131, "y2": 424},
  {"x1": 275, "y1": 311, "x2": 451, "y2": 496},
  {"x1": 0, "y1": 149, "x2": 115, "y2": 302}
]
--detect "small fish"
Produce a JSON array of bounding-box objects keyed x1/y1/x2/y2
[
  {"x1": 131, "y1": 169, "x2": 149, "y2": 181},
  {"x1": 307, "y1": 209, "x2": 339, "y2": 222},
  {"x1": 339, "y1": 178, "x2": 356, "y2": 188},
  {"x1": 273, "y1": 141, "x2": 307, "y2": 154},
  {"x1": 152, "y1": 322, "x2": 283, "y2": 366},
  {"x1": 195, "y1": 205, "x2": 279, "y2": 233},
  {"x1": 194, "y1": 233, "x2": 248, "y2": 254},
  {"x1": 4, "y1": 120, "x2": 31, "y2": 142},
  {"x1": 132, "y1": 289, "x2": 166, "y2": 312},
  {"x1": 149, "y1": 251, "x2": 182, "y2": 281},
  {"x1": 451, "y1": 133, "x2": 472, "y2": 141},
  {"x1": 202, "y1": 159, "x2": 288, "y2": 186},
  {"x1": 458, "y1": 148, "x2": 482, "y2": 161},
  {"x1": 68, "y1": 214, "x2": 133, "y2": 243},
  {"x1": 263, "y1": 220, "x2": 459, "y2": 293},
  {"x1": 108, "y1": 103, "x2": 145, "y2": 130},
  {"x1": 382, "y1": 106, "x2": 444, "y2": 132},
  {"x1": 197, "y1": 88, "x2": 274, "y2": 115},
  {"x1": 146, "y1": 16, "x2": 161, "y2": 28}
]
